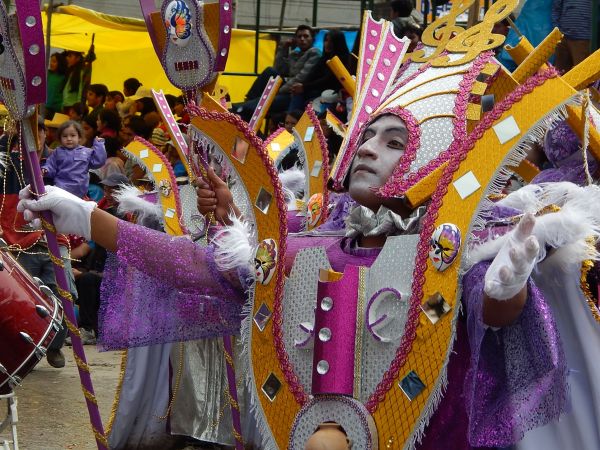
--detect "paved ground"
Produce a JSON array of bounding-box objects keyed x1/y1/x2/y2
[{"x1": 2, "y1": 346, "x2": 122, "y2": 450}]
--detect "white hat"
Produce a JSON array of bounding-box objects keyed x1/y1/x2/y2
[{"x1": 130, "y1": 87, "x2": 153, "y2": 101}]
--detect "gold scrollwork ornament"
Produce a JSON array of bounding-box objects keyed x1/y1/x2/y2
[
  {"x1": 408, "y1": 0, "x2": 476, "y2": 63},
  {"x1": 431, "y1": 0, "x2": 519, "y2": 67}
]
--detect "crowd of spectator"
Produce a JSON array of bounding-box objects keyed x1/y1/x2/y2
[{"x1": 0, "y1": 70, "x2": 191, "y2": 365}]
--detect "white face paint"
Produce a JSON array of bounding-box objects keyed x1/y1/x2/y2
[{"x1": 348, "y1": 115, "x2": 408, "y2": 211}]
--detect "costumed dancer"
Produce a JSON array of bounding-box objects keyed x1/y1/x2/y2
[
  {"x1": 16, "y1": 1, "x2": 600, "y2": 449},
  {"x1": 107, "y1": 1, "x2": 246, "y2": 448}
]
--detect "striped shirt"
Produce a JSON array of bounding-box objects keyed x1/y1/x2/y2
[{"x1": 552, "y1": 0, "x2": 592, "y2": 40}]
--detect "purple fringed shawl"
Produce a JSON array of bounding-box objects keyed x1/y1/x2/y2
[
  {"x1": 463, "y1": 262, "x2": 567, "y2": 447},
  {"x1": 98, "y1": 220, "x2": 245, "y2": 350},
  {"x1": 419, "y1": 262, "x2": 567, "y2": 449}
]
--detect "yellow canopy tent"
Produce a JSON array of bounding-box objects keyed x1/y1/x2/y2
[{"x1": 42, "y1": 5, "x2": 276, "y2": 102}]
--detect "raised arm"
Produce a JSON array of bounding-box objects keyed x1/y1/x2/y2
[
  {"x1": 89, "y1": 136, "x2": 107, "y2": 169},
  {"x1": 17, "y1": 184, "x2": 243, "y2": 292},
  {"x1": 482, "y1": 213, "x2": 539, "y2": 327}
]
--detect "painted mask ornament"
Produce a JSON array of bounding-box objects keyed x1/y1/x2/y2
[
  {"x1": 306, "y1": 193, "x2": 324, "y2": 229},
  {"x1": 429, "y1": 223, "x2": 461, "y2": 271},
  {"x1": 164, "y1": 0, "x2": 192, "y2": 47},
  {"x1": 158, "y1": 179, "x2": 173, "y2": 197},
  {"x1": 255, "y1": 238, "x2": 278, "y2": 285}
]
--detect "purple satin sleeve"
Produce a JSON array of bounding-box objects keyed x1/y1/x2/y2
[
  {"x1": 462, "y1": 262, "x2": 567, "y2": 447},
  {"x1": 97, "y1": 220, "x2": 244, "y2": 350}
]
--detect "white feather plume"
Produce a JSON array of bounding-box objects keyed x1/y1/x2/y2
[
  {"x1": 279, "y1": 166, "x2": 306, "y2": 208},
  {"x1": 497, "y1": 181, "x2": 586, "y2": 212},
  {"x1": 212, "y1": 214, "x2": 255, "y2": 272},
  {"x1": 114, "y1": 185, "x2": 164, "y2": 226},
  {"x1": 469, "y1": 183, "x2": 600, "y2": 270}
]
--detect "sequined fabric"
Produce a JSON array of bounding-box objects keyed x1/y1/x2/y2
[
  {"x1": 462, "y1": 262, "x2": 567, "y2": 447},
  {"x1": 98, "y1": 220, "x2": 244, "y2": 350},
  {"x1": 418, "y1": 314, "x2": 473, "y2": 450},
  {"x1": 544, "y1": 121, "x2": 582, "y2": 166},
  {"x1": 317, "y1": 192, "x2": 356, "y2": 232},
  {"x1": 533, "y1": 120, "x2": 598, "y2": 185}
]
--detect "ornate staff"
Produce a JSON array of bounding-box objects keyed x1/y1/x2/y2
[
  {"x1": 140, "y1": 2, "x2": 243, "y2": 448},
  {"x1": 0, "y1": 2, "x2": 107, "y2": 449}
]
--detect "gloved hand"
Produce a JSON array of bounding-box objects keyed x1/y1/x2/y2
[
  {"x1": 484, "y1": 213, "x2": 540, "y2": 301},
  {"x1": 17, "y1": 185, "x2": 96, "y2": 240}
]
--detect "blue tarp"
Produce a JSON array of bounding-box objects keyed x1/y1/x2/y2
[{"x1": 497, "y1": 0, "x2": 555, "y2": 71}]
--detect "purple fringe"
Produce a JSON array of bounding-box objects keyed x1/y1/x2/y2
[{"x1": 98, "y1": 220, "x2": 244, "y2": 350}]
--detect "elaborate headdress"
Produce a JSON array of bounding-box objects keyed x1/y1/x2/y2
[{"x1": 330, "y1": 0, "x2": 516, "y2": 198}]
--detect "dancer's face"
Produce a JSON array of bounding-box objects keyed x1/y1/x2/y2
[{"x1": 348, "y1": 115, "x2": 408, "y2": 212}]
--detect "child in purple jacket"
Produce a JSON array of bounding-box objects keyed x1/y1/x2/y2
[{"x1": 42, "y1": 120, "x2": 106, "y2": 198}]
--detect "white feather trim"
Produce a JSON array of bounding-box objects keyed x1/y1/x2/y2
[
  {"x1": 114, "y1": 185, "x2": 164, "y2": 226},
  {"x1": 212, "y1": 214, "x2": 255, "y2": 272},
  {"x1": 497, "y1": 181, "x2": 587, "y2": 212},
  {"x1": 469, "y1": 183, "x2": 600, "y2": 270},
  {"x1": 279, "y1": 166, "x2": 306, "y2": 197}
]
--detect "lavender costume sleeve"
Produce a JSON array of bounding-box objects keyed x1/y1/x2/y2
[
  {"x1": 89, "y1": 138, "x2": 107, "y2": 169},
  {"x1": 98, "y1": 220, "x2": 245, "y2": 350},
  {"x1": 462, "y1": 262, "x2": 567, "y2": 447}
]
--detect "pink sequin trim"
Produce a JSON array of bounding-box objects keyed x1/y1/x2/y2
[
  {"x1": 263, "y1": 126, "x2": 286, "y2": 148},
  {"x1": 378, "y1": 51, "x2": 494, "y2": 198},
  {"x1": 306, "y1": 103, "x2": 331, "y2": 222},
  {"x1": 366, "y1": 67, "x2": 559, "y2": 412}
]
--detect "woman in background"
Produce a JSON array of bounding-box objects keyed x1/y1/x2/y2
[{"x1": 46, "y1": 52, "x2": 67, "y2": 119}]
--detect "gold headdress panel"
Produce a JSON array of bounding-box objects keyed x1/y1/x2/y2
[{"x1": 330, "y1": 0, "x2": 517, "y2": 198}]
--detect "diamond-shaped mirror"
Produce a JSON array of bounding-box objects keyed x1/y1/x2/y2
[
  {"x1": 255, "y1": 187, "x2": 273, "y2": 214},
  {"x1": 231, "y1": 136, "x2": 249, "y2": 164},
  {"x1": 399, "y1": 370, "x2": 425, "y2": 401},
  {"x1": 421, "y1": 292, "x2": 451, "y2": 325},
  {"x1": 261, "y1": 373, "x2": 282, "y2": 402},
  {"x1": 253, "y1": 302, "x2": 272, "y2": 331},
  {"x1": 311, "y1": 160, "x2": 323, "y2": 178}
]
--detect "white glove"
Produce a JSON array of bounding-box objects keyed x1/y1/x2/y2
[
  {"x1": 17, "y1": 185, "x2": 96, "y2": 240},
  {"x1": 484, "y1": 213, "x2": 540, "y2": 301}
]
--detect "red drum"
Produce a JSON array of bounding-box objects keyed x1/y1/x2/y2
[{"x1": 0, "y1": 249, "x2": 63, "y2": 394}]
